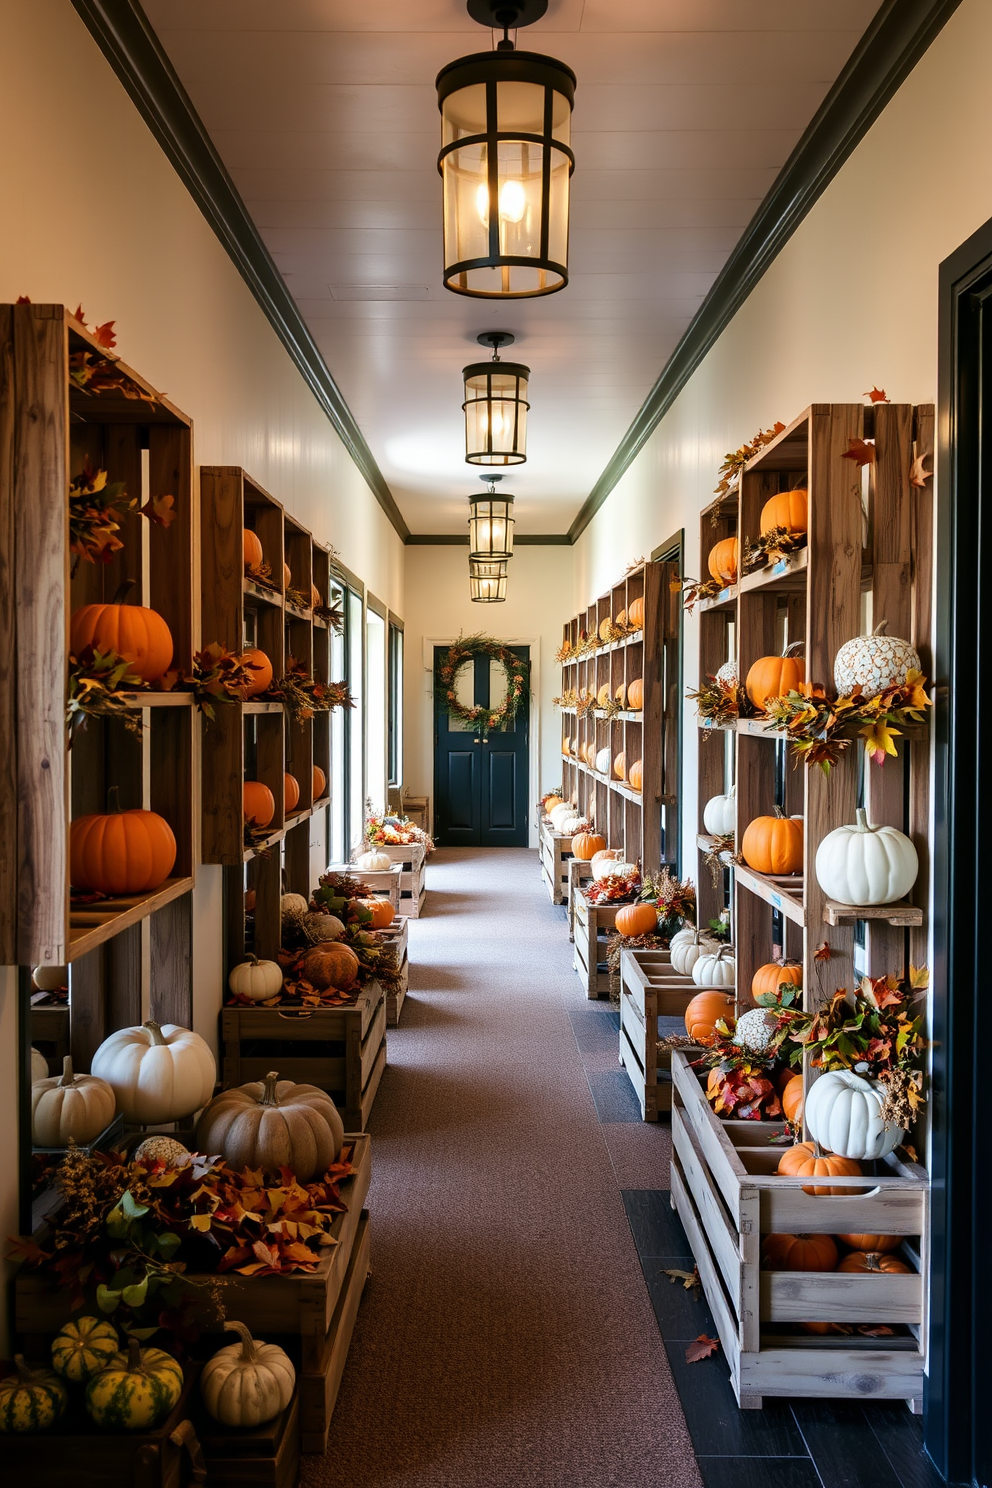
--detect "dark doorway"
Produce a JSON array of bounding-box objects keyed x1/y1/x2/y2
[
  {"x1": 433, "y1": 645, "x2": 529, "y2": 846},
  {"x1": 930, "y1": 220, "x2": 992, "y2": 1485}
]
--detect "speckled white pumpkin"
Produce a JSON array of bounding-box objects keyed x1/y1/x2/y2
[
  {"x1": 715, "y1": 660, "x2": 738, "y2": 690},
  {"x1": 732, "y1": 1007, "x2": 777, "y2": 1054},
  {"x1": 833, "y1": 622, "x2": 921, "y2": 698}
]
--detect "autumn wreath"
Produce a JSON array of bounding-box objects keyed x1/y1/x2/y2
[{"x1": 436, "y1": 634, "x2": 529, "y2": 732}]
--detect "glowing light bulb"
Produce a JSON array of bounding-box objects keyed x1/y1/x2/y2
[
  {"x1": 498, "y1": 179, "x2": 526, "y2": 223},
  {"x1": 475, "y1": 181, "x2": 490, "y2": 224}
]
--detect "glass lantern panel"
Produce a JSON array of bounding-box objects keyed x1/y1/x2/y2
[
  {"x1": 547, "y1": 149, "x2": 571, "y2": 266},
  {"x1": 442, "y1": 82, "x2": 487, "y2": 146},
  {"x1": 442, "y1": 141, "x2": 490, "y2": 269},
  {"x1": 495, "y1": 139, "x2": 543, "y2": 260},
  {"x1": 495, "y1": 79, "x2": 544, "y2": 133},
  {"x1": 551, "y1": 88, "x2": 571, "y2": 146}
]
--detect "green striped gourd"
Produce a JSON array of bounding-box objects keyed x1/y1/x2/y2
[
  {"x1": 51, "y1": 1315, "x2": 119, "y2": 1384},
  {"x1": 85, "y1": 1338, "x2": 183, "y2": 1430},
  {"x1": 0, "y1": 1356, "x2": 67, "y2": 1432}
]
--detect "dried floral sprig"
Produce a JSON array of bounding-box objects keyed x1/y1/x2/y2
[
  {"x1": 641, "y1": 869, "x2": 696, "y2": 930},
  {"x1": 712, "y1": 421, "x2": 787, "y2": 506},
  {"x1": 67, "y1": 647, "x2": 147, "y2": 740},
  {"x1": 761, "y1": 673, "x2": 932, "y2": 771},
  {"x1": 285, "y1": 585, "x2": 311, "y2": 611},
  {"x1": 741, "y1": 526, "x2": 807, "y2": 575},
  {"x1": 606, "y1": 930, "x2": 668, "y2": 1000},
  {"x1": 314, "y1": 602, "x2": 344, "y2": 633},
  {"x1": 687, "y1": 674, "x2": 754, "y2": 727},
  {"x1": 69, "y1": 459, "x2": 175, "y2": 571},
  {"x1": 262, "y1": 660, "x2": 355, "y2": 725},
  {"x1": 681, "y1": 576, "x2": 729, "y2": 614},
  {"x1": 699, "y1": 832, "x2": 735, "y2": 885},
  {"x1": 245, "y1": 560, "x2": 280, "y2": 594}
]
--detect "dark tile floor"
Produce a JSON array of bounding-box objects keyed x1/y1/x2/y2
[{"x1": 622, "y1": 1190, "x2": 945, "y2": 1488}]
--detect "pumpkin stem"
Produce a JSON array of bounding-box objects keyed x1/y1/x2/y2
[
  {"x1": 224, "y1": 1320, "x2": 258, "y2": 1361},
  {"x1": 854, "y1": 807, "x2": 873, "y2": 833},
  {"x1": 58, "y1": 1054, "x2": 76, "y2": 1088},
  {"x1": 143, "y1": 1020, "x2": 167, "y2": 1047},
  {"x1": 772, "y1": 805, "x2": 785, "y2": 818},
  {"x1": 111, "y1": 580, "x2": 137, "y2": 605},
  {"x1": 13, "y1": 1355, "x2": 34, "y2": 1382},
  {"x1": 260, "y1": 1072, "x2": 281, "y2": 1108},
  {"x1": 783, "y1": 640, "x2": 805, "y2": 658},
  {"x1": 872, "y1": 619, "x2": 889, "y2": 636},
  {"x1": 127, "y1": 1336, "x2": 142, "y2": 1371},
  {"x1": 107, "y1": 784, "x2": 122, "y2": 815}
]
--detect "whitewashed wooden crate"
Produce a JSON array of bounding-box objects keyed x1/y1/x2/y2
[
  {"x1": 567, "y1": 857, "x2": 593, "y2": 942},
  {"x1": 357, "y1": 844, "x2": 426, "y2": 917},
  {"x1": 540, "y1": 819, "x2": 572, "y2": 905},
  {"x1": 328, "y1": 862, "x2": 401, "y2": 911},
  {"x1": 618, "y1": 947, "x2": 697, "y2": 1119}
]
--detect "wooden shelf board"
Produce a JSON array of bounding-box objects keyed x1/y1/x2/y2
[
  {"x1": 67, "y1": 876, "x2": 195, "y2": 962},
  {"x1": 743, "y1": 407, "x2": 810, "y2": 474},
  {"x1": 740, "y1": 547, "x2": 808, "y2": 594},
  {"x1": 242, "y1": 577, "x2": 283, "y2": 609},
  {"x1": 700, "y1": 489, "x2": 738, "y2": 519},
  {"x1": 823, "y1": 898, "x2": 924, "y2": 927},
  {"x1": 118, "y1": 691, "x2": 194, "y2": 709},
  {"x1": 285, "y1": 600, "x2": 312, "y2": 622},
  {"x1": 733, "y1": 863, "x2": 806, "y2": 925},
  {"x1": 698, "y1": 583, "x2": 738, "y2": 613},
  {"x1": 696, "y1": 832, "x2": 735, "y2": 866},
  {"x1": 736, "y1": 716, "x2": 787, "y2": 740},
  {"x1": 243, "y1": 827, "x2": 286, "y2": 863},
  {"x1": 698, "y1": 720, "x2": 736, "y2": 734},
  {"x1": 244, "y1": 700, "x2": 283, "y2": 715}
]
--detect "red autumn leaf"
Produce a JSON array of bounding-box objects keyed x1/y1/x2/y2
[
  {"x1": 814, "y1": 941, "x2": 833, "y2": 961},
  {"x1": 685, "y1": 1334, "x2": 720, "y2": 1363},
  {"x1": 15, "y1": 294, "x2": 31, "y2": 304},
  {"x1": 842, "y1": 438, "x2": 876, "y2": 467},
  {"x1": 92, "y1": 320, "x2": 117, "y2": 350},
  {"x1": 909, "y1": 451, "x2": 931, "y2": 489},
  {"x1": 139, "y1": 492, "x2": 176, "y2": 529},
  {"x1": 864, "y1": 386, "x2": 889, "y2": 403},
  {"x1": 72, "y1": 303, "x2": 86, "y2": 324}
]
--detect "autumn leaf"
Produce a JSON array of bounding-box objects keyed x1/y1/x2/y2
[
  {"x1": 139, "y1": 492, "x2": 176, "y2": 529},
  {"x1": 188, "y1": 1213, "x2": 212, "y2": 1232},
  {"x1": 909, "y1": 451, "x2": 931, "y2": 489},
  {"x1": 662, "y1": 1267, "x2": 701, "y2": 1294},
  {"x1": 842, "y1": 438, "x2": 876, "y2": 467},
  {"x1": 72, "y1": 304, "x2": 87, "y2": 324},
  {"x1": 685, "y1": 1334, "x2": 720, "y2": 1363},
  {"x1": 864, "y1": 386, "x2": 889, "y2": 404},
  {"x1": 814, "y1": 941, "x2": 833, "y2": 961},
  {"x1": 92, "y1": 320, "x2": 117, "y2": 351},
  {"x1": 861, "y1": 718, "x2": 901, "y2": 765},
  {"x1": 15, "y1": 294, "x2": 31, "y2": 305},
  {"x1": 908, "y1": 964, "x2": 929, "y2": 990}
]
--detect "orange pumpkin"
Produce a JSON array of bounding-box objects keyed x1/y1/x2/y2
[
  {"x1": 751, "y1": 959, "x2": 803, "y2": 998},
  {"x1": 837, "y1": 1233, "x2": 901, "y2": 1253},
  {"x1": 70, "y1": 592, "x2": 173, "y2": 684},
  {"x1": 684, "y1": 990, "x2": 735, "y2": 1041},
  {"x1": 313, "y1": 766, "x2": 327, "y2": 800},
  {"x1": 615, "y1": 903, "x2": 657, "y2": 937},
  {"x1": 599, "y1": 617, "x2": 614, "y2": 642},
  {"x1": 283, "y1": 562, "x2": 292, "y2": 589},
  {"x1": 616, "y1": 608, "x2": 628, "y2": 628},
  {"x1": 613, "y1": 752, "x2": 627, "y2": 780},
  {"x1": 760, "y1": 488, "x2": 808, "y2": 537},
  {"x1": 741, "y1": 809, "x2": 803, "y2": 875},
  {"x1": 243, "y1": 780, "x2": 275, "y2": 828},
  {"x1": 572, "y1": 832, "x2": 606, "y2": 861},
  {"x1": 628, "y1": 760, "x2": 643, "y2": 792},
  {"x1": 782, "y1": 1074, "x2": 804, "y2": 1125},
  {"x1": 762, "y1": 1233, "x2": 838, "y2": 1272},
  {"x1": 597, "y1": 683, "x2": 611, "y2": 707},
  {"x1": 745, "y1": 651, "x2": 805, "y2": 712},
  {"x1": 363, "y1": 898, "x2": 395, "y2": 930},
  {"x1": 284, "y1": 773, "x2": 300, "y2": 812},
  {"x1": 837, "y1": 1250, "x2": 911, "y2": 1276},
  {"x1": 244, "y1": 529, "x2": 263, "y2": 569},
  {"x1": 303, "y1": 941, "x2": 359, "y2": 991},
  {"x1": 626, "y1": 678, "x2": 644, "y2": 710},
  {"x1": 241, "y1": 647, "x2": 273, "y2": 698},
  {"x1": 245, "y1": 887, "x2": 256, "y2": 912},
  {"x1": 614, "y1": 683, "x2": 627, "y2": 708},
  {"x1": 70, "y1": 807, "x2": 177, "y2": 895},
  {"x1": 311, "y1": 582, "x2": 320, "y2": 609},
  {"x1": 707, "y1": 536, "x2": 739, "y2": 584},
  {"x1": 627, "y1": 597, "x2": 644, "y2": 629},
  {"x1": 777, "y1": 1142, "x2": 861, "y2": 1196}
]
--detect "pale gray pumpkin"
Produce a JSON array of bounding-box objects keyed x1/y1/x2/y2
[{"x1": 195, "y1": 1071, "x2": 344, "y2": 1182}]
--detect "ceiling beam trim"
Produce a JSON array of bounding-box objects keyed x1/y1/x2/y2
[
  {"x1": 71, "y1": 0, "x2": 411, "y2": 543},
  {"x1": 567, "y1": 0, "x2": 965, "y2": 544}
]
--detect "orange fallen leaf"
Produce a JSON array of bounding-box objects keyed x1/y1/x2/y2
[
  {"x1": 685, "y1": 1334, "x2": 720, "y2": 1363},
  {"x1": 909, "y1": 451, "x2": 931, "y2": 488},
  {"x1": 864, "y1": 386, "x2": 889, "y2": 404},
  {"x1": 842, "y1": 438, "x2": 876, "y2": 467}
]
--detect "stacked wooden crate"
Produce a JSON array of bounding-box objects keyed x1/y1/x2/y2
[
  {"x1": 539, "y1": 814, "x2": 572, "y2": 905},
  {"x1": 328, "y1": 862, "x2": 402, "y2": 912},
  {"x1": 364, "y1": 841, "x2": 426, "y2": 918},
  {"x1": 381, "y1": 915, "x2": 410, "y2": 1025},
  {"x1": 618, "y1": 946, "x2": 698, "y2": 1118}
]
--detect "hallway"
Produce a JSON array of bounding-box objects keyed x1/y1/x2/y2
[{"x1": 303, "y1": 847, "x2": 699, "y2": 1488}]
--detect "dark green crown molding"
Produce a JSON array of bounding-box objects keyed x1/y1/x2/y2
[
  {"x1": 405, "y1": 533, "x2": 571, "y2": 546},
  {"x1": 72, "y1": 0, "x2": 410, "y2": 542},
  {"x1": 566, "y1": 0, "x2": 964, "y2": 544}
]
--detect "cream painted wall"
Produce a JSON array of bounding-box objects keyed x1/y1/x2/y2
[
  {"x1": 402, "y1": 545, "x2": 573, "y2": 845},
  {"x1": 573, "y1": 0, "x2": 992, "y2": 876}
]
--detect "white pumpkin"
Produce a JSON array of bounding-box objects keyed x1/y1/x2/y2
[
  {"x1": 702, "y1": 786, "x2": 736, "y2": 837},
  {"x1": 593, "y1": 858, "x2": 637, "y2": 881},
  {"x1": 31, "y1": 1056, "x2": 117, "y2": 1147},
  {"x1": 280, "y1": 893, "x2": 308, "y2": 918},
  {"x1": 549, "y1": 804, "x2": 572, "y2": 829},
  {"x1": 691, "y1": 944, "x2": 736, "y2": 988},
  {"x1": 814, "y1": 808, "x2": 918, "y2": 906},
  {"x1": 715, "y1": 659, "x2": 738, "y2": 689},
  {"x1": 595, "y1": 747, "x2": 611, "y2": 774},
  {"x1": 200, "y1": 1322, "x2": 295, "y2": 1428},
  {"x1": 561, "y1": 814, "x2": 587, "y2": 835},
  {"x1": 669, "y1": 925, "x2": 700, "y2": 950},
  {"x1": 732, "y1": 1007, "x2": 777, "y2": 1054},
  {"x1": 670, "y1": 929, "x2": 719, "y2": 978},
  {"x1": 590, "y1": 848, "x2": 622, "y2": 870},
  {"x1": 228, "y1": 956, "x2": 283, "y2": 1002},
  {"x1": 355, "y1": 849, "x2": 392, "y2": 872},
  {"x1": 804, "y1": 1069, "x2": 903, "y2": 1160},
  {"x1": 302, "y1": 911, "x2": 346, "y2": 943},
  {"x1": 833, "y1": 621, "x2": 921, "y2": 698},
  {"x1": 133, "y1": 1135, "x2": 190, "y2": 1167},
  {"x1": 31, "y1": 964, "x2": 68, "y2": 992},
  {"x1": 31, "y1": 1047, "x2": 48, "y2": 1083},
  {"x1": 91, "y1": 1020, "x2": 216, "y2": 1124}
]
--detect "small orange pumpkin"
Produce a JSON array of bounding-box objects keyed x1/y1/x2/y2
[
  {"x1": 283, "y1": 561, "x2": 292, "y2": 589},
  {"x1": 626, "y1": 678, "x2": 644, "y2": 710},
  {"x1": 837, "y1": 1233, "x2": 901, "y2": 1253},
  {"x1": 284, "y1": 773, "x2": 300, "y2": 813},
  {"x1": 616, "y1": 608, "x2": 627, "y2": 628},
  {"x1": 363, "y1": 898, "x2": 395, "y2": 930},
  {"x1": 243, "y1": 781, "x2": 275, "y2": 828},
  {"x1": 751, "y1": 959, "x2": 803, "y2": 998},
  {"x1": 762, "y1": 1233, "x2": 838, "y2": 1272},
  {"x1": 684, "y1": 990, "x2": 735, "y2": 1041},
  {"x1": 311, "y1": 581, "x2": 321, "y2": 608},
  {"x1": 707, "y1": 536, "x2": 739, "y2": 584},
  {"x1": 244, "y1": 529, "x2": 263, "y2": 569},
  {"x1": 627, "y1": 597, "x2": 644, "y2": 629},
  {"x1": 615, "y1": 903, "x2": 657, "y2": 937},
  {"x1": 70, "y1": 805, "x2": 177, "y2": 895},
  {"x1": 70, "y1": 587, "x2": 174, "y2": 684},
  {"x1": 597, "y1": 683, "x2": 611, "y2": 706},
  {"x1": 313, "y1": 766, "x2": 327, "y2": 800},
  {"x1": 837, "y1": 1250, "x2": 911, "y2": 1276},
  {"x1": 614, "y1": 683, "x2": 627, "y2": 708},
  {"x1": 741, "y1": 809, "x2": 803, "y2": 875},
  {"x1": 599, "y1": 617, "x2": 614, "y2": 642},
  {"x1": 781, "y1": 1074, "x2": 804, "y2": 1125},
  {"x1": 745, "y1": 650, "x2": 805, "y2": 712},
  {"x1": 241, "y1": 647, "x2": 273, "y2": 698},
  {"x1": 613, "y1": 752, "x2": 627, "y2": 780},
  {"x1": 777, "y1": 1142, "x2": 861, "y2": 1196},
  {"x1": 760, "y1": 488, "x2": 808, "y2": 537},
  {"x1": 572, "y1": 832, "x2": 607, "y2": 861},
  {"x1": 628, "y1": 759, "x2": 643, "y2": 792},
  {"x1": 303, "y1": 941, "x2": 359, "y2": 991}
]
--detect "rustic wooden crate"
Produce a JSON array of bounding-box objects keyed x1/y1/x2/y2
[
  {"x1": 379, "y1": 915, "x2": 409, "y2": 964},
  {"x1": 301, "y1": 1209, "x2": 371, "y2": 1453},
  {"x1": 670, "y1": 1049, "x2": 928, "y2": 1410},
  {"x1": 364, "y1": 841, "x2": 425, "y2": 874},
  {"x1": 572, "y1": 889, "x2": 621, "y2": 998},
  {"x1": 197, "y1": 1390, "x2": 299, "y2": 1488},
  {"x1": 566, "y1": 858, "x2": 594, "y2": 942},
  {"x1": 540, "y1": 820, "x2": 573, "y2": 905},
  {"x1": 399, "y1": 859, "x2": 426, "y2": 918},
  {"x1": 385, "y1": 954, "x2": 409, "y2": 1026},
  {"x1": 618, "y1": 947, "x2": 697, "y2": 1119},
  {"x1": 221, "y1": 988, "x2": 386, "y2": 1131},
  {"x1": 328, "y1": 863, "x2": 401, "y2": 911}
]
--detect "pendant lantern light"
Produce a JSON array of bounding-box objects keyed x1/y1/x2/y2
[
  {"x1": 469, "y1": 475, "x2": 515, "y2": 560},
  {"x1": 437, "y1": 0, "x2": 576, "y2": 299},
  {"x1": 463, "y1": 332, "x2": 529, "y2": 466},
  {"x1": 469, "y1": 557, "x2": 508, "y2": 603}
]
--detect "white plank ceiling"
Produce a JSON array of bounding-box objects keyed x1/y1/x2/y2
[{"x1": 143, "y1": 0, "x2": 879, "y2": 535}]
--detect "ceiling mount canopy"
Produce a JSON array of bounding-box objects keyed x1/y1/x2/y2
[
  {"x1": 463, "y1": 332, "x2": 530, "y2": 466},
  {"x1": 469, "y1": 473, "x2": 515, "y2": 560},
  {"x1": 437, "y1": 0, "x2": 575, "y2": 299}
]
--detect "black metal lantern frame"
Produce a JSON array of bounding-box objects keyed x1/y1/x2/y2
[
  {"x1": 468, "y1": 488, "x2": 515, "y2": 559},
  {"x1": 437, "y1": 29, "x2": 575, "y2": 299},
  {"x1": 463, "y1": 332, "x2": 529, "y2": 466},
  {"x1": 469, "y1": 557, "x2": 508, "y2": 603}
]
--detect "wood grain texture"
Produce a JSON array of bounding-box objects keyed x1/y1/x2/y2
[
  {"x1": 149, "y1": 890, "x2": 193, "y2": 1027},
  {"x1": 0, "y1": 308, "x2": 16, "y2": 961}
]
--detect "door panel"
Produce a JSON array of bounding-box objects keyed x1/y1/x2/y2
[
  {"x1": 434, "y1": 645, "x2": 529, "y2": 846},
  {"x1": 484, "y1": 749, "x2": 517, "y2": 834},
  {"x1": 445, "y1": 751, "x2": 476, "y2": 831}
]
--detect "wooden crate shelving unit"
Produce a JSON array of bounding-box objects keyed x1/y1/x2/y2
[
  {"x1": 1, "y1": 303, "x2": 198, "y2": 1078},
  {"x1": 539, "y1": 815, "x2": 572, "y2": 905},
  {"x1": 356, "y1": 840, "x2": 426, "y2": 918},
  {"x1": 380, "y1": 915, "x2": 409, "y2": 1025},
  {"x1": 679, "y1": 402, "x2": 934, "y2": 1406},
  {"x1": 618, "y1": 946, "x2": 699, "y2": 1119}
]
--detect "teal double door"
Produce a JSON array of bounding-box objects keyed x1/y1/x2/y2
[{"x1": 433, "y1": 646, "x2": 529, "y2": 847}]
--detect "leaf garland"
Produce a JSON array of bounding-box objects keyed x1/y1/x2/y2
[
  {"x1": 436, "y1": 635, "x2": 529, "y2": 732},
  {"x1": 712, "y1": 421, "x2": 787, "y2": 506},
  {"x1": 741, "y1": 526, "x2": 807, "y2": 576},
  {"x1": 261, "y1": 658, "x2": 355, "y2": 725},
  {"x1": 68, "y1": 458, "x2": 175, "y2": 572},
  {"x1": 760, "y1": 673, "x2": 932, "y2": 771},
  {"x1": 66, "y1": 647, "x2": 147, "y2": 741},
  {"x1": 687, "y1": 674, "x2": 754, "y2": 728},
  {"x1": 680, "y1": 575, "x2": 728, "y2": 613}
]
